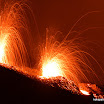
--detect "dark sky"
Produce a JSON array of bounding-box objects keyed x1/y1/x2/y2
[
  {"x1": 29, "y1": 0, "x2": 104, "y2": 48},
  {"x1": 30, "y1": 0, "x2": 104, "y2": 33}
]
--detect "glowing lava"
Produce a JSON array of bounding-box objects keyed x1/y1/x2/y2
[
  {"x1": 0, "y1": 1, "x2": 34, "y2": 68},
  {"x1": 0, "y1": 35, "x2": 7, "y2": 63},
  {"x1": 42, "y1": 59, "x2": 63, "y2": 78},
  {"x1": 0, "y1": 41, "x2": 5, "y2": 62},
  {"x1": 80, "y1": 90, "x2": 90, "y2": 95}
]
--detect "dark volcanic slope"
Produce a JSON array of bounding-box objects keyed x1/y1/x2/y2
[{"x1": 0, "y1": 63, "x2": 93, "y2": 104}]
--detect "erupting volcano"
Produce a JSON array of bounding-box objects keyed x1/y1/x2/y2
[{"x1": 0, "y1": 0, "x2": 104, "y2": 103}]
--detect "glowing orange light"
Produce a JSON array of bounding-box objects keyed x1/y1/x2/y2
[
  {"x1": 0, "y1": 42, "x2": 5, "y2": 62},
  {"x1": 0, "y1": 35, "x2": 6, "y2": 63},
  {"x1": 80, "y1": 90, "x2": 90, "y2": 95},
  {"x1": 42, "y1": 59, "x2": 63, "y2": 78},
  {"x1": 0, "y1": 1, "x2": 33, "y2": 68}
]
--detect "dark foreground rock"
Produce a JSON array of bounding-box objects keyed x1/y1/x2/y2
[{"x1": 0, "y1": 63, "x2": 101, "y2": 104}]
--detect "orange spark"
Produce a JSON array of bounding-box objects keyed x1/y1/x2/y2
[{"x1": 0, "y1": 1, "x2": 33, "y2": 68}]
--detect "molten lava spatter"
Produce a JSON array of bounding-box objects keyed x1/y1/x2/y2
[
  {"x1": 0, "y1": 42, "x2": 5, "y2": 62},
  {"x1": 80, "y1": 90, "x2": 90, "y2": 95},
  {"x1": 42, "y1": 59, "x2": 63, "y2": 78},
  {"x1": 0, "y1": 35, "x2": 7, "y2": 63},
  {"x1": 0, "y1": 1, "x2": 34, "y2": 68}
]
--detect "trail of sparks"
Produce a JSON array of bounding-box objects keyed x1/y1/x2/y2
[
  {"x1": 40, "y1": 28, "x2": 90, "y2": 84},
  {"x1": 0, "y1": 1, "x2": 31, "y2": 68}
]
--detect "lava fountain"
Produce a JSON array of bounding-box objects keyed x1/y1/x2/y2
[
  {"x1": 39, "y1": 27, "x2": 102, "y2": 86},
  {"x1": 0, "y1": 1, "x2": 34, "y2": 69}
]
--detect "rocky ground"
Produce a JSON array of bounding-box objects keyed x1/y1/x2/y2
[{"x1": 0, "y1": 63, "x2": 103, "y2": 104}]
